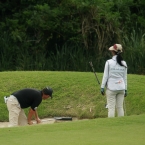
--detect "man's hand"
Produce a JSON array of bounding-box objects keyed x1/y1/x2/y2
[
  {"x1": 36, "y1": 118, "x2": 41, "y2": 124},
  {"x1": 101, "y1": 88, "x2": 105, "y2": 95},
  {"x1": 28, "y1": 120, "x2": 33, "y2": 125}
]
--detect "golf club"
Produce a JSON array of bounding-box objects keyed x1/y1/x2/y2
[
  {"x1": 89, "y1": 61, "x2": 105, "y2": 95},
  {"x1": 89, "y1": 61, "x2": 106, "y2": 107},
  {"x1": 89, "y1": 61, "x2": 100, "y2": 85}
]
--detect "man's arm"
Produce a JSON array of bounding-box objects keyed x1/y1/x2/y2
[
  {"x1": 34, "y1": 110, "x2": 41, "y2": 124},
  {"x1": 27, "y1": 108, "x2": 41, "y2": 125},
  {"x1": 27, "y1": 108, "x2": 35, "y2": 125}
]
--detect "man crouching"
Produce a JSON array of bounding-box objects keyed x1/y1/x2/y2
[{"x1": 6, "y1": 87, "x2": 53, "y2": 127}]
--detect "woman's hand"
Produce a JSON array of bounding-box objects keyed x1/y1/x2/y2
[
  {"x1": 101, "y1": 88, "x2": 105, "y2": 95},
  {"x1": 124, "y1": 90, "x2": 127, "y2": 97}
]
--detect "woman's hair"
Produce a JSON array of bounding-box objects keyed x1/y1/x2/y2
[{"x1": 115, "y1": 51, "x2": 127, "y2": 68}]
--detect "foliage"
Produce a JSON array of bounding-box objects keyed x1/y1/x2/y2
[
  {"x1": 122, "y1": 28, "x2": 145, "y2": 74},
  {"x1": 0, "y1": 0, "x2": 145, "y2": 73}
]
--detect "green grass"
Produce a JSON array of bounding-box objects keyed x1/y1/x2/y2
[
  {"x1": 0, "y1": 71, "x2": 145, "y2": 121},
  {"x1": 0, "y1": 114, "x2": 145, "y2": 145},
  {"x1": 0, "y1": 71, "x2": 145, "y2": 145}
]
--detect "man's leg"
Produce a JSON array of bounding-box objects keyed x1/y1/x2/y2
[
  {"x1": 116, "y1": 91, "x2": 124, "y2": 117},
  {"x1": 18, "y1": 109, "x2": 28, "y2": 126},
  {"x1": 106, "y1": 89, "x2": 116, "y2": 118},
  {"x1": 7, "y1": 96, "x2": 21, "y2": 127}
]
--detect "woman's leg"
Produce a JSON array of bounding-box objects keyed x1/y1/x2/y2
[
  {"x1": 106, "y1": 89, "x2": 116, "y2": 117},
  {"x1": 116, "y1": 91, "x2": 124, "y2": 117}
]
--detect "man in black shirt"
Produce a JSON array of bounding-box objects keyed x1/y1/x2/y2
[{"x1": 6, "y1": 86, "x2": 53, "y2": 127}]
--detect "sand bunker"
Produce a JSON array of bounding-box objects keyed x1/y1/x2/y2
[{"x1": 0, "y1": 117, "x2": 78, "y2": 128}]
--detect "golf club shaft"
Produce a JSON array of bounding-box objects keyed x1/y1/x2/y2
[
  {"x1": 89, "y1": 61, "x2": 106, "y2": 108},
  {"x1": 89, "y1": 61, "x2": 100, "y2": 85}
]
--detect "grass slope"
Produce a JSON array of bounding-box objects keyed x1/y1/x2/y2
[
  {"x1": 0, "y1": 114, "x2": 145, "y2": 145},
  {"x1": 0, "y1": 71, "x2": 145, "y2": 121}
]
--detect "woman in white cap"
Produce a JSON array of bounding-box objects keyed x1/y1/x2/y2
[{"x1": 101, "y1": 44, "x2": 127, "y2": 117}]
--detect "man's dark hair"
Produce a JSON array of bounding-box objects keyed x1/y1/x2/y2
[{"x1": 42, "y1": 87, "x2": 53, "y2": 98}]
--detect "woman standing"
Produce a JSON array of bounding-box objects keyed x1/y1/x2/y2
[{"x1": 101, "y1": 44, "x2": 127, "y2": 117}]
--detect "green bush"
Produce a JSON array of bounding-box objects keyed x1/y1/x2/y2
[{"x1": 0, "y1": 0, "x2": 145, "y2": 73}]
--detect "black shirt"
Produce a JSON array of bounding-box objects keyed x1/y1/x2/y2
[{"x1": 11, "y1": 88, "x2": 42, "y2": 111}]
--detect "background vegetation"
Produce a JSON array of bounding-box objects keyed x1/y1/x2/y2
[
  {"x1": 0, "y1": 71, "x2": 145, "y2": 122},
  {"x1": 0, "y1": 0, "x2": 145, "y2": 74}
]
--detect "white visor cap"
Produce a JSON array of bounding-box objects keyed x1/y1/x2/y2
[{"x1": 109, "y1": 44, "x2": 122, "y2": 52}]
